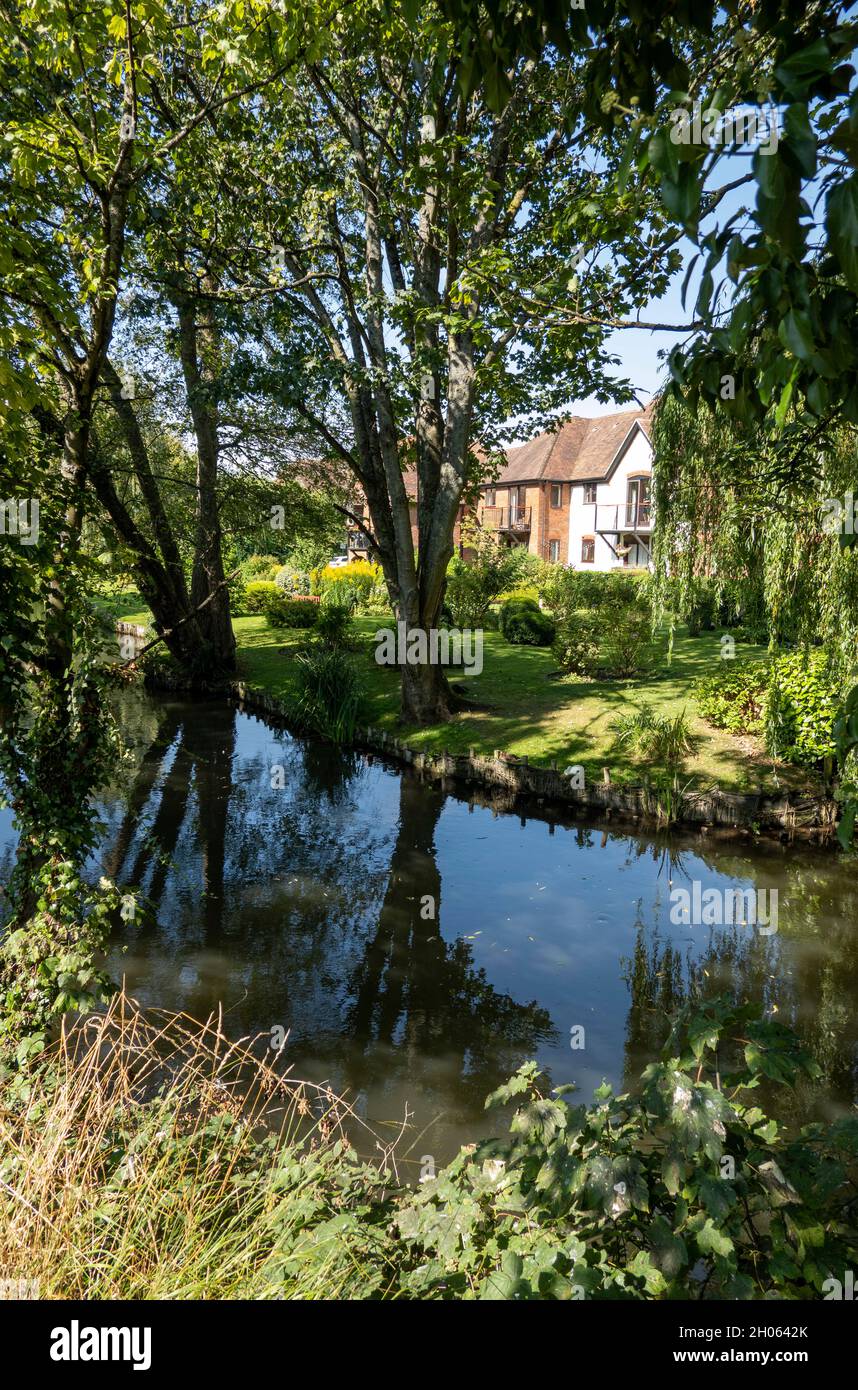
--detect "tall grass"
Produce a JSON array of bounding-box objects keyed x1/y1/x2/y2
[
  {"x1": 612, "y1": 704, "x2": 696, "y2": 825},
  {"x1": 291, "y1": 646, "x2": 365, "y2": 743},
  {"x1": 0, "y1": 993, "x2": 398, "y2": 1300}
]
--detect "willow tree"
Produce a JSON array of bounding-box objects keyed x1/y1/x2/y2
[
  {"x1": 651, "y1": 391, "x2": 858, "y2": 671},
  {"x1": 205, "y1": 2, "x2": 686, "y2": 724}
]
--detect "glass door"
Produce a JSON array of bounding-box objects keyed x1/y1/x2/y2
[{"x1": 626, "y1": 477, "x2": 650, "y2": 528}]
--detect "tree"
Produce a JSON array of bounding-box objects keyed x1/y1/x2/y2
[
  {"x1": 0, "y1": 0, "x2": 337, "y2": 1045},
  {"x1": 435, "y1": 1, "x2": 858, "y2": 432},
  {"x1": 207, "y1": 2, "x2": 683, "y2": 723}
]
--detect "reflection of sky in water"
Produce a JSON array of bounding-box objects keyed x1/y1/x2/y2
[{"x1": 2, "y1": 689, "x2": 856, "y2": 1165}]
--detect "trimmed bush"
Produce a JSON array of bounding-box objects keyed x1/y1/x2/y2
[
  {"x1": 499, "y1": 597, "x2": 556, "y2": 646},
  {"x1": 263, "y1": 592, "x2": 320, "y2": 628},
  {"x1": 694, "y1": 662, "x2": 770, "y2": 735},
  {"x1": 764, "y1": 648, "x2": 839, "y2": 767},
  {"x1": 244, "y1": 580, "x2": 280, "y2": 614}
]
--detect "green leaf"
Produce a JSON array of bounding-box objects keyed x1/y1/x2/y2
[{"x1": 827, "y1": 175, "x2": 858, "y2": 292}]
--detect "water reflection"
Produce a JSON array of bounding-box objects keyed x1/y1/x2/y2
[{"x1": 3, "y1": 688, "x2": 857, "y2": 1162}]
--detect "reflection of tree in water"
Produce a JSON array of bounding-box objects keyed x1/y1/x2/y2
[
  {"x1": 103, "y1": 702, "x2": 555, "y2": 1118},
  {"x1": 108, "y1": 702, "x2": 236, "y2": 937},
  {"x1": 620, "y1": 856, "x2": 856, "y2": 1117},
  {"x1": 344, "y1": 774, "x2": 556, "y2": 1112},
  {"x1": 107, "y1": 702, "x2": 375, "y2": 934}
]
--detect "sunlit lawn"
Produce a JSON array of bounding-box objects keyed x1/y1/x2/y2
[
  {"x1": 235, "y1": 612, "x2": 811, "y2": 795},
  {"x1": 104, "y1": 587, "x2": 811, "y2": 793}
]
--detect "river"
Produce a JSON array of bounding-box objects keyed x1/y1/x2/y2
[{"x1": 2, "y1": 687, "x2": 856, "y2": 1174}]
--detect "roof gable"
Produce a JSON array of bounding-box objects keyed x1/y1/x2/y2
[{"x1": 491, "y1": 405, "x2": 653, "y2": 486}]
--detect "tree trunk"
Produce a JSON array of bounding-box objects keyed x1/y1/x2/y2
[
  {"x1": 399, "y1": 657, "x2": 455, "y2": 725},
  {"x1": 175, "y1": 282, "x2": 236, "y2": 673}
]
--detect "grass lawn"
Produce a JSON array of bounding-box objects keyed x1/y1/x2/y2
[
  {"x1": 235, "y1": 612, "x2": 812, "y2": 796},
  {"x1": 103, "y1": 586, "x2": 812, "y2": 794}
]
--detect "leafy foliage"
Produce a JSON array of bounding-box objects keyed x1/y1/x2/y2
[
  {"x1": 263, "y1": 593, "x2": 320, "y2": 629},
  {"x1": 290, "y1": 647, "x2": 366, "y2": 743},
  {"x1": 549, "y1": 571, "x2": 655, "y2": 678},
  {"x1": 445, "y1": 529, "x2": 534, "y2": 630},
  {"x1": 498, "y1": 597, "x2": 555, "y2": 647},
  {"x1": 694, "y1": 662, "x2": 770, "y2": 736},
  {"x1": 392, "y1": 998, "x2": 858, "y2": 1300},
  {"x1": 8, "y1": 992, "x2": 857, "y2": 1299},
  {"x1": 765, "y1": 649, "x2": 840, "y2": 769}
]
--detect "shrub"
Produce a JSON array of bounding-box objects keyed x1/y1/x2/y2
[
  {"x1": 541, "y1": 567, "x2": 646, "y2": 620},
  {"x1": 498, "y1": 585, "x2": 540, "y2": 606},
  {"x1": 291, "y1": 646, "x2": 365, "y2": 742},
  {"x1": 240, "y1": 554, "x2": 282, "y2": 583},
  {"x1": 612, "y1": 703, "x2": 695, "y2": 771},
  {"x1": 310, "y1": 560, "x2": 384, "y2": 613},
  {"x1": 445, "y1": 525, "x2": 533, "y2": 628},
  {"x1": 244, "y1": 580, "x2": 280, "y2": 614},
  {"x1": 552, "y1": 609, "x2": 604, "y2": 674},
  {"x1": 694, "y1": 662, "x2": 770, "y2": 735},
  {"x1": 601, "y1": 605, "x2": 654, "y2": 677},
  {"x1": 764, "y1": 648, "x2": 839, "y2": 767},
  {"x1": 499, "y1": 597, "x2": 556, "y2": 646},
  {"x1": 552, "y1": 578, "x2": 654, "y2": 677},
  {"x1": 275, "y1": 565, "x2": 311, "y2": 595},
  {"x1": 394, "y1": 997, "x2": 858, "y2": 1300},
  {"x1": 6, "y1": 993, "x2": 857, "y2": 1300},
  {"x1": 263, "y1": 592, "x2": 320, "y2": 628},
  {"x1": 315, "y1": 600, "x2": 354, "y2": 648}
]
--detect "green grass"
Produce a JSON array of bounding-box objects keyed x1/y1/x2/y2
[
  {"x1": 235, "y1": 613, "x2": 811, "y2": 795},
  {"x1": 100, "y1": 586, "x2": 813, "y2": 794},
  {"x1": 97, "y1": 587, "x2": 152, "y2": 627}
]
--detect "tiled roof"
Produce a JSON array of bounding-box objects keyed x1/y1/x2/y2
[{"x1": 493, "y1": 406, "x2": 652, "y2": 485}]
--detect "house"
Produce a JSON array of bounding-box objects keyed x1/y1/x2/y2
[
  {"x1": 475, "y1": 406, "x2": 654, "y2": 570},
  {"x1": 346, "y1": 465, "x2": 465, "y2": 561}
]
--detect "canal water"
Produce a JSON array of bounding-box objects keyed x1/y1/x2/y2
[{"x1": 2, "y1": 688, "x2": 856, "y2": 1173}]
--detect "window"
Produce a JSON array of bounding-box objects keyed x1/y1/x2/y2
[
  {"x1": 549, "y1": 539, "x2": 560, "y2": 563},
  {"x1": 625, "y1": 475, "x2": 651, "y2": 528},
  {"x1": 583, "y1": 482, "x2": 597, "y2": 504},
  {"x1": 550, "y1": 483, "x2": 563, "y2": 508},
  {"x1": 485, "y1": 488, "x2": 495, "y2": 507},
  {"x1": 581, "y1": 536, "x2": 595, "y2": 564}
]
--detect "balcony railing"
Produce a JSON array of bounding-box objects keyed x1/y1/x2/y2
[
  {"x1": 480, "y1": 505, "x2": 532, "y2": 534},
  {"x1": 594, "y1": 502, "x2": 652, "y2": 533}
]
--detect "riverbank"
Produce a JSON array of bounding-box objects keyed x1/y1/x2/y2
[
  {"x1": 6, "y1": 988, "x2": 855, "y2": 1301},
  {"x1": 106, "y1": 588, "x2": 810, "y2": 795},
  {"x1": 107, "y1": 589, "x2": 835, "y2": 839},
  {"x1": 235, "y1": 613, "x2": 814, "y2": 796}
]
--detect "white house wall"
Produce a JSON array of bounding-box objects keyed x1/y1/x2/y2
[{"x1": 566, "y1": 427, "x2": 654, "y2": 570}]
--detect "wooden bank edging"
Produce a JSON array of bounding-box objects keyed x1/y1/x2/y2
[{"x1": 219, "y1": 679, "x2": 838, "y2": 843}]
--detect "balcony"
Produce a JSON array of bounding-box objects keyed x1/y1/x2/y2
[
  {"x1": 594, "y1": 502, "x2": 652, "y2": 533},
  {"x1": 480, "y1": 505, "x2": 532, "y2": 535}
]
